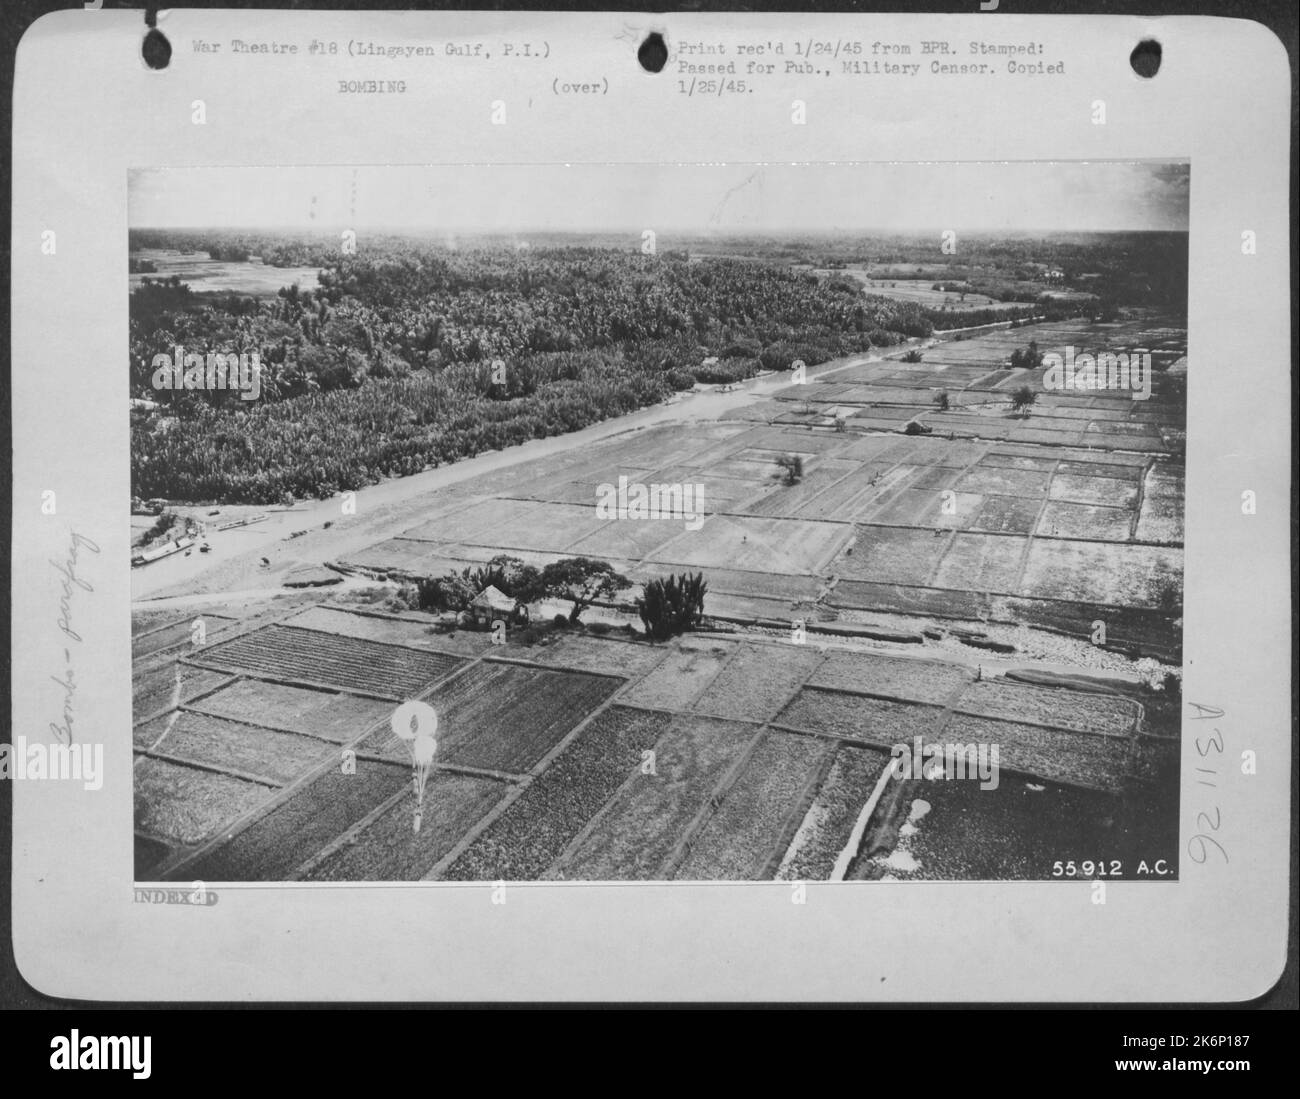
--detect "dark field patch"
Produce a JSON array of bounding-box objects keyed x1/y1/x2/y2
[
  {"x1": 304, "y1": 772, "x2": 508, "y2": 881},
  {"x1": 192, "y1": 625, "x2": 466, "y2": 698},
  {"x1": 356, "y1": 661, "x2": 621, "y2": 774},
  {"x1": 177, "y1": 761, "x2": 411, "y2": 881}
]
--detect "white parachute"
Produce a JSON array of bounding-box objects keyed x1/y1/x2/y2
[{"x1": 390, "y1": 700, "x2": 439, "y2": 834}]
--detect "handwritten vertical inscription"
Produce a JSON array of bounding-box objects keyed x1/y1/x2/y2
[
  {"x1": 50, "y1": 532, "x2": 100, "y2": 744},
  {"x1": 1187, "y1": 702, "x2": 1228, "y2": 866}
]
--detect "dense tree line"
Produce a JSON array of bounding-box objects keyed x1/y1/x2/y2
[{"x1": 129, "y1": 242, "x2": 932, "y2": 503}]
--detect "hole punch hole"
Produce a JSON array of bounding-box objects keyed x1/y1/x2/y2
[
  {"x1": 638, "y1": 32, "x2": 667, "y2": 74},
  {"x1": 1130, "y1": 39, "x2": 1161, "y2": 79},
  {"x1": 143, "y1": 27, "x2": 171, "y2": 70}
]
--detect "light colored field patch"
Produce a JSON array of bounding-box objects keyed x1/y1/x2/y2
[
  {"x1": 519, "y1": 633, "x2": 669, "y2": 678},
  {"x1": 138, "y1": 710, "x2": 335, "y2": 785},
  {"x1": 1134, "y1": 465, "x2": 1185, "y2": 544},
  {"x1": 619, "y1": 639, "x2": 737, "y2": 711},
  {"x1": 808, "y1": 650, "x2": 972, "y2": 704},
  {"x1": 1036, "y1": 501, "x2": 1133, "y2": 541},
  {"x1": 406, "y1": 499, "x2": 607, "y2": 553},
  {"x1": 956, "y1": 679, "x2": 1138, "y2": 736},
  {"x1": 691, "y1": 644, "x2": 824, "y2": 723},
  {"x1": 646, "y1": 514, "x2": 849, "y2": 575},
  {"x1": 1049, "y1": 474, "x2": 1139, "y2": 508},
  {"x1": 287, "y1": 606, "x2": 488, "y2": 654},
  {"x1": 956, "y1": 466, "x2": 1053, "y2": 498},
  {"x1": 932, "y1": 533, "x2": 1027, "y2": 594},
  {"x1": 188, "y1": 679, "x2": 396, "y2": 743},
  {"x1": 1020, "y1": 540, "x2": 1182, "y2": 608},
  {"x1": 134, "y1": 663, "x2": 235, "y2": 723}
]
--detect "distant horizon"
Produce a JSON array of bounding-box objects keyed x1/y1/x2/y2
[
  {"x1": 129, "y1": 226, "x2": 1189, "y2": 239},
  {"x1": 130, "y1": 162, "x2": 1190, "y2": 234}
]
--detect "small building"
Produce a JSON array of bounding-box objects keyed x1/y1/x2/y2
[{"x1": 468, "y1": 585, "x2": 516, "y2": 629}]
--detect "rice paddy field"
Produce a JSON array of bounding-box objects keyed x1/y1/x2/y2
[
  {"x1": 134, "y1": 599, "x2": 1177, "y2": 882},
  {"x1": 134, "y1": 313, "x2": 1184, "y2": 883}
]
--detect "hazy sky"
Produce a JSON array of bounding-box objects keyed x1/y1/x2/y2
[{"x1": 130, "y1": 161, "x2": 1189, "y2": 234}]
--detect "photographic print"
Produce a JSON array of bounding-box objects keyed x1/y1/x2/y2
[{"x1": 128, "y1": 161, "x2": 1189, "y2": 885}]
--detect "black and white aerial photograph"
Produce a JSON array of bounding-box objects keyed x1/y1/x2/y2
[{"x1": 128, "y1": 161, "x2": 1188, "y2": 884}]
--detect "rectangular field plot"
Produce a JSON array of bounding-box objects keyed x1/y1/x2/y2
[
  {"x1": 774, "y1": 745, "x2": 892, "y2": 880},
  {"x1": 955, "y1": 679, "x2": 1139, "y2": 736},
  {"x1": 405, "y1": 499, "x2": 606, "y2": 554},
  {"x1": 836, "y1": 526, "x2": 954, "y2": 585},
  {"x1": 551, "y1": 715, "x2": 760, "y2": 880},
  {"x1": 977, "y1": 452, "x2": 1060, "y2": 474},
  {"x1": 516, "y1": 633, "x2": 669, "y2": 679},
  {"x1": 338, "y1": 537, "x2": 474, "y2": 577},
  {"x1": 135, "y1": 756, "x2": 274, "y2": 848},
  {"x1": 943, "y1": 713, "x2": 1134, "y2": 792},
  {"x1": 177, "y1": 761, "x2": 411, "y2": 881},
  {"x1": 190, "y1": 625, "x2": 466, "y2": 699},
  {"x1": 971, "y1": 494, "x2": 1042, "y2": 535},
  {"x1": 564, "y1": 513, "x2": 696, "y2": 560},
  {"x1": 357, "y1": 661, "x2": 621, "y2": 774},
  {"x1": 829, "y1": 579, "x2": 994, "y2": 621},
  {"x1": 133, "y1": 615, "x2": 236, "y2": 661},
  {"x1": 442, "y1": 706, "x2": 673, "y2": 881},
  {"x1": 285, "y1": 606, "x2": 491, "y2": 656},
  {"x1": 138, "y1": 710, "x2": 336, "y2": 784},
  {"x1": 1134, "y1": 464, "x2": 1185, "y2": 544},
  {"x1": 742, "y1": 460, "x2": 859, "y2": 517},
  {"x1": 690, "y1": 644, "x2": 824, "y2": 724},
  {"x1": 673, "y1": 731, "x2": 834, "y2": 880},
  {"x1": 955, "y1": 466, "x2": 1053, "y2": 498},
  {"x1": 1049, "y1": 473, "x2": 1139, "y2": 508},
  {"x1": 645, "y1": 514, "x2": 848, "y2": 576},
  {"x1": 618, "y1": 637, "x2": 737, "y2": 712},
  {"x1": 868, "y1": 488, "x2": 983, "y2": 529},
  {"x1": 807, "y1": 651, "x2": 972, "y2": 705},
  {"x1": 303, "y1": 772, "x2": 509, "y2": 881},
  {"x1": 188, "y1": 679, "x2": 395, "y2": 743},
  {"x1": 640, "y1": 565, "x2": 821, "y2": 603},
  {"x1": 775, "y1": 687, "x2": 942, "y2": 746},
  {"x1": 933, "y1": 533, "x2": 1026, "y2": 594},
  {"x1": 1036, "y1": 501, "x2": 1134, "y2": 541},
  {"x1": 1019, "y1": 540, "x2": 1182, "y2": 609},
  {"x1": 134, "y1": 662, "x2": 234, "y2": 723}
]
